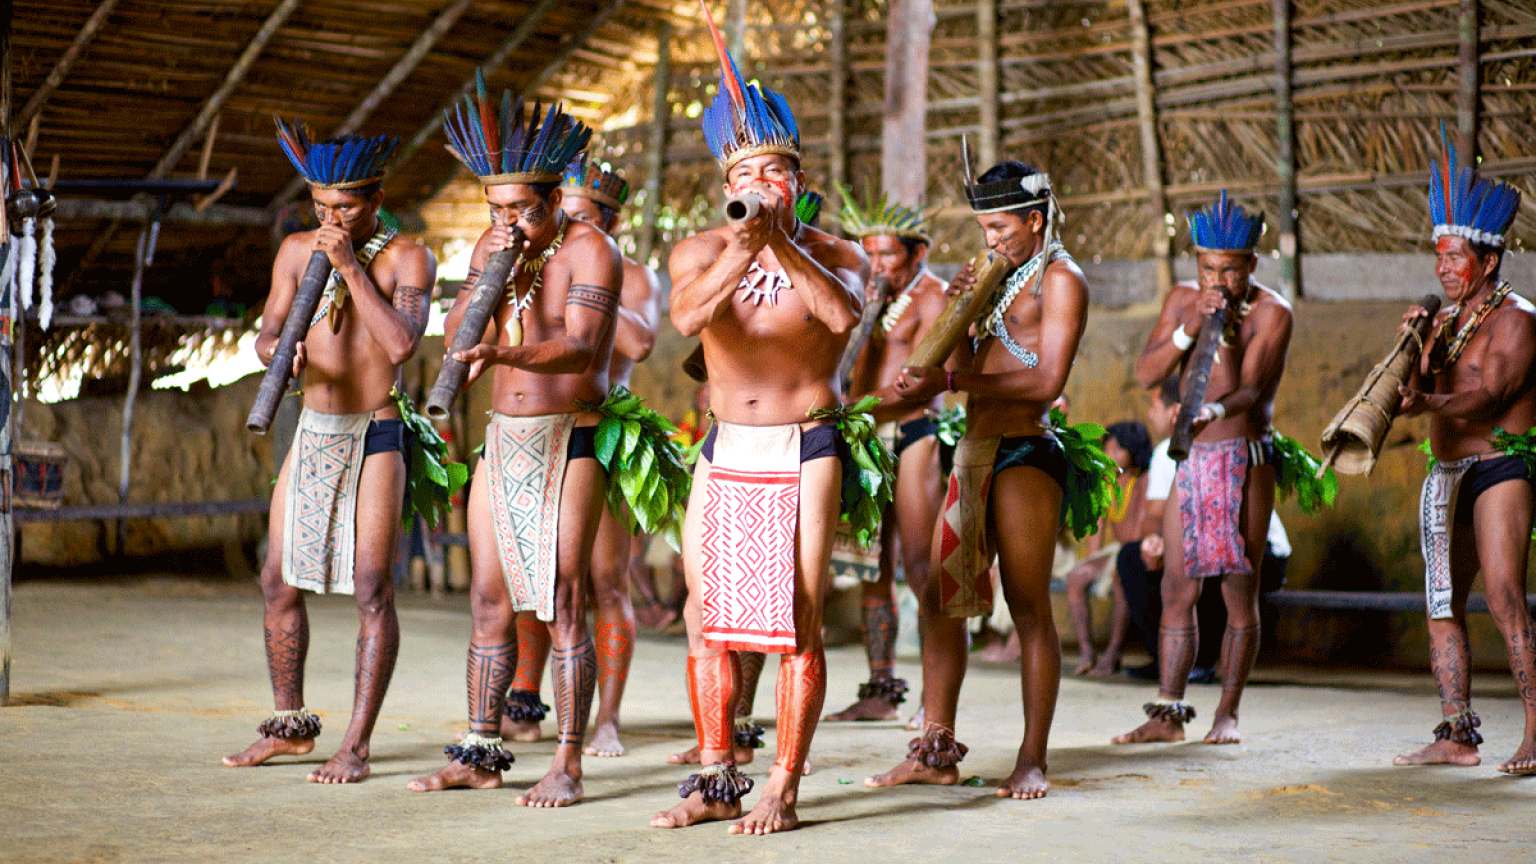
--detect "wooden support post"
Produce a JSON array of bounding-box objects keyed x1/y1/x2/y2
[
  {"x1": 1127, "y1": 0, "x2": 1172, "y2": 298},
  {"x1": 729, "y1": 0, "x2": 748, "y2": 59},
  {"x1": 637, "y1": 23, "x2": 672, "y2": 268},
  {"x1": 1456, "y1": 0, "x2": 1479, "y2": 163},
  {"x1": 883, "y1": 0, "x2": 933, "y2": 208},
  {"x1": 976, "y1": 0, "x2": 1000, "y2": 170},
  {"x1": 828, "y1": 0, "x2": 847, "y2": 213},
  {"x1": 1272, "y1": 0, "x2": 1300, "y2": 300},
  {"x1": 117, "y1": 213, "x2": 154, "y2": 553}
]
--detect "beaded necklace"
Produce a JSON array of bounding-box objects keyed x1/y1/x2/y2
[
  {"x1": 878, "y1": 270, "x2": 925, "y2": 334},
  {"x1": 1428, "y1": 281, "x2": 1512, "y2": 374},
  {"x1": 309, "y1": 224, "x2": 397, "y2": 332},
  {"x1": 974, "y1": 242, "x2": 1070, "y2": 368},
  {"x1": 506, "y1": 213, "x2": 570, "y2": 319}
]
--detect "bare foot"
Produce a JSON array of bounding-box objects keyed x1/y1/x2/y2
[
  {"x1": 651, "y1": 792, "x2": 742, "y2": 828},
  {"x1": 516, "y1": 768, "x2": 583, "y2": 807},
  {"x1": 730, "y1": 793, "x2": 798, "y2": 835},
  {"x1": 308, "y1": 748, "x2": 370, "y2": 783},
  {"x1": 669, "y1": 743, "x2": 755, "y2": 765},
  {"x1": 1072, "y1": 655, "x2": 1095, "y2": 676},
  {"x1": 502, "y1": 717, "x2": 542, "y2": 743},
  {"x1": 1204, "y1": 715, "x2": 1241, "y2": 745},
  {"x1": 1392, "y1": 739, "x2": 1480, "y2": 767},
  {"x1": 996, "y1": 763, "x2": 1049, "y2": 800},
  {"x1": 975, "y1": 632, "x2": 1020, "y2": 663},
  {"x1": 222, "y1": 736, "x2": 315, "y2": 767},
  {"x1": 584, "y1": 722, "x2": 626, "y2": 757},
  {"x1": 905, "y1": 706, "x2": 925, "y2": 731},
  {"x1": 1497, "y1": 742, "x2": 1536, "y2": 775},
  {"x1": 635, "y1": 604, "x2": 679, "y2": 631},
  {"x1": 1088, "y1": 656, "x2": 1121, "y2": 676},
  {"x1": 865, "y1": 756, "x2": 959, "y2": 787},
  {"x1": 406, "y1": 761, "x2": 502, "y2": 792},
  {"x1": 824, "y1": 696, "x2": 899, "y2": 722},
  {"x1": 1112, "y1": 718, "x2": 1185, "y2": 744}
]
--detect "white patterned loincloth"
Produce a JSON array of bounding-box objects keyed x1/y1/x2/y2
[
  {"x1": 699, "y1": 420, "x2": 801, "y2": 653},
  {"x1": 283, "y1": 408, "x2": 372, "y2": 595},
  {"x1": 1420, "y1": 454, "x2": 1477, "y2": 620},
  {"x1": 485, "y1": 412, "x2": 576, "y2": 622}
]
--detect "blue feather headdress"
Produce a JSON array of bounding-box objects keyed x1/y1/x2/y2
[
  {"x1": 699, "y1": 1, "x2": 800, "y2": 173},
  {"x1": 1430, "y1": 123, "x2": 1520, "y2": 248},
  {"x1": 1187, "y1": 190, "x2": 1264, "y2": 253},
  {"x1": 839, "y1": 181, "x2": 931, "y2": 243},
  {"x1": 275, "y1": 118, "x2": 397, "y2": 191},
  {"x1": 561, "y1": 153, "x2": 629, "y2": 211},
  {"x1": 443, "y1": 69, "x2": 591, "y2": 186}
]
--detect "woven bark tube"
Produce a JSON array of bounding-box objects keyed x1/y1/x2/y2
[
  {"x1": 904, "y1": 250, "x2": 1012, "y2": 370},
  {"x1": 425, "y1": 230, "x2": 526, "y2": 419},
  {"x1": 247, "y1": 251, "x2": 331, "y2": 434}
]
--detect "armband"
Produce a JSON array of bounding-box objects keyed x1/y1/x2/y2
[
  {"x1": 1202, "y1": 402, "x2": 1226, "y2": 421},
  {"x1": 1171, "y1": 324, "x2": 1194, "y2": 352}
]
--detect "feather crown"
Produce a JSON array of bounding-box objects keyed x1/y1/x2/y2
[
  {"x1": 699, "y1": 1, "x2": 800, "y2": 173},
  {"x1": 561, "y1": 153, "x2": 630, "y2": 210},
  {"x1": 275, "y1": 119, "x2": 397, "y2": 191},
  {"x1": 443, "y1": 69, "x2": 591, "y2": 186},
  {"x1": 960, "y1": 137, "x2": 1052, "y2": 216},
  {"x1": 1187, "y1": 190, "x2": 1264, "y2": 253},
  {"x1": 838, "y1": 182, "x2": 931, "y2": 243},
  {"x1": 1430, "y1": 123, "x2": 1520, "y2": 248}
]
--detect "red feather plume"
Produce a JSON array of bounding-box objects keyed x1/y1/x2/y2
[{"x1": 700, "y1": 0, "x2": 745, "y2": 114}]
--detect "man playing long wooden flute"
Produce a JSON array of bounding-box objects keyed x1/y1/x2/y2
[
  {"x1": 407, "y1": 88, "x2": 622, "y2": 807},
  {"x1": 1393, "y1": 131, "x2": 1536, "y2": 775},
  {"x1": 824, "y1": 186, "x2": 949, "y2": 723},
  {"x1": 224, "y1": 124, "x2": 436, "y2": 784},
  {"x1": 1112, "y1": 192, "x2": 1292, "y2": 747},
  {"x1": 651, "y1": 5, "x2": 886, "y2": 834},
  {"x1": 869, "y1": 156, "x2": 1109, "y2": 801}
]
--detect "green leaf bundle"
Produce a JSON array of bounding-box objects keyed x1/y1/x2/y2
[
  {"x1": 1270, "y1": 430, "x2": 1338, "y2": 515},
  {"x1": 393, "y1": 389, "x2": 470, "y2": 530},
  {"x1": 1049, "y1": 407, "x2": 1121, "y2": 541},
  {"x1": 590, "y1": 386, "x2": 692, "y2": 550},
  {"x1": 807, "y1": 396, "x2": 897, "y2": 548}
]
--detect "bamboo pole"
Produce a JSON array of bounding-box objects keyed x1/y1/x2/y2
[
  {"x1": 1457, "y1": 0, "x2": 1479, "y2": 162},
  {"x1": 1126, "y1": 0, "x2": 1172, "y2": 298},
  {"x1": 1272, "y1": 0, "x2": 1300, "y2": 300},
  {"x1": 828, "y1": 0, "x2": 847, "y2": 213},
  {"x1": 976, "y1": 0, "x2": 1000, "y2": 169},
  {"x1": 883, "y1": 0, "x2": 933, "y2": 208},
  {"x1": 637, "y1": 23, "x2": 672, "y2": 268}
]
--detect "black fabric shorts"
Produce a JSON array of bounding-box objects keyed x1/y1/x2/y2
[
  {"x1": 1455, "y1": 454, "x2": 1533, "y2": 524},
  {"x1": 567, "y1": 424, "x2": 599, "y2": 461},
  {"x1": 363, "y1": 418, "x2": 406, "y2": 456},
  {"x1": 894, "y1": 416, "x2": 938, "y2": 458},
  {"x1": 699, "y1": 422, "x2": 846, "y2": 465},
  {"x1": 993, "y1": 434, "x2": 1068, "y2": 493}
]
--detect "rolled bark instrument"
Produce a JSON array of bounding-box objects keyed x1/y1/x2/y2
[
  {"x1": 1168, "y1": 297, "x2": 1229, "y2": 462},
  {"x1": 1317, "y1": 293, "x2": 1442, "y2": 476},
  {"x1": 834, "y1": 274, "x2": 891, "y2": 396},
  {"x1": 682, "y1": 343, "x2": 708, "y2": 383},
  {"x1": 246, "y1": 251, "x2": 332, "y2": 434},
  {"x1": 904, "y1": 250, "x2": 1013, "y2": 370},
  {"x1": 424, "y1": 228, "x2": 528, "y2": 420},
  {"x1": 723, "y1": 192, "x2": 763, "y2": 224}
]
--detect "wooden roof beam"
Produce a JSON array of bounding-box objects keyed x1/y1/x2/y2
[
  {"x1": 382, "y1": 0, "x2": 568, "y2": 182},
  {"x1": 270, "y1": 0, "x2": 477, "y2": 207},
  {"x1": 16, "y1": 0, "x2": 122, "y2": 128},
  {"x1": 524, "y1": 0, "x2": 630, "y2": 96}
]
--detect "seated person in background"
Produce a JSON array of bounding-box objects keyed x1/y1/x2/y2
[{"x1": 1065, "y1": 421, "x2": 1151, "y2": 675}]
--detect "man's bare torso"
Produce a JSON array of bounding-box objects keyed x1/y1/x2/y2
[
  {"x1": 854, "y1": 270, "x2": 947, "y2": 423},
  {"x1": 1175, "y1": 281, "x2": 1291, "y2": 443},
  {"x1": 690, "y1": 224, "x2": 861, "y2": 426},
  {"x1": 1427, "y1": 293, "x2": 1536, "y2": 460},
  {"x1": 609, "y1": 256, "x2": 657, "y2": 388}
]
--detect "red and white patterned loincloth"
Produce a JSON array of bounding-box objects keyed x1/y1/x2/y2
[
  {"x1": 1175, "y1": 438, "x2": 1253, "y2": 579},
  {"x1": 937, "y1": 436, "x2": 1002, "y2": 617},
  {"x1": 283, "y1": 408, "x2": 372, "y2": 595},
  {"x1": 699, "y1": 420, "x2": 801, "y2": 653},
  {"x1": 485, "y1": 412, "x2": 575, "y2": 623}
]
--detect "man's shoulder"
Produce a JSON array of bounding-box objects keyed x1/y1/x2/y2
[
  {"x1": 1247, "y1": 282, "x2": 1293, "y2": 324},
  {"x1": 379, "y1": 233, "x2": 433, "y2": 266},
  {"x1": 798, "y1": 224, "x2": 863, "y2": 267},
  {"x1": 1491, "y1": 290, "x2": 1536, "y2": 337},
  {"x1": 674, "y1": 227, "x2": 731, "y2": 256}
]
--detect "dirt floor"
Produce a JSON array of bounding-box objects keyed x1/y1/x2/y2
[{"x1": 3, "y1": 576, "x2": 1533, "y2": 864}]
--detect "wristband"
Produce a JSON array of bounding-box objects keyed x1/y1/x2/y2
[
  {"x1": 1202, "y1": 402, "x2": 1226, "y2": 421},
  {"x1": 947, "y1": 370, "x2": 957, "y2": 393},
  {"x1": 1171, "y1": 324, "x2": 1194, "y2": 352}
]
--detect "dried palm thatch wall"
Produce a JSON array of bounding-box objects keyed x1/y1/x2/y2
[{"x1": 421, "y1": 0, "x2": 1533, "y2": 278}]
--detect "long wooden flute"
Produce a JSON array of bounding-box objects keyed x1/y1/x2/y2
[
  {"x1": 835, "y1": 274, "x2": 891, "y2": 397},
  {"x1": 904, "y1": 251, "x2": 1013, "y2": 370},
  {"x1": 425, "y1": 228, "x2": 528, "y2": 419},
  {"x1": 1168, "y1": 297, "x2": 1229, "y2": 461},
  {"x1": 246, "y1": 252, "x2": 332, "y2": 434}
]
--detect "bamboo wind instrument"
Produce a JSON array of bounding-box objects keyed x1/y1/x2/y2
[
  {"x1": 247, "y1": 252, "x2": 332, "y2": 434},
  {"x1": 905, "y1": 251, "x2": 1013, "y2": 369},
  {"x1": 835, "y1": 274, "x2": 891, "y2": 396},
  {"x1": 425, "y1": 229, "x2": 528, "y2": 419},
  {"x1": 1318, "y1": 293, "x2": 1442, "y2": 476},
  {"x1": 1168, "y1": 299, "x2": 1229, "y2": 461}
]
